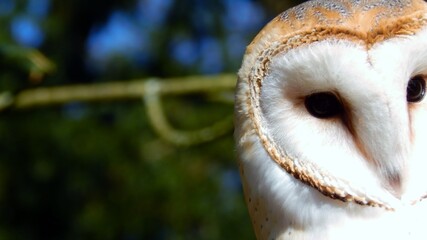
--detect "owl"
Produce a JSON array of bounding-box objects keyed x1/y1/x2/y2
[{"x1": 234, "y1": 0, "x2": 427, "y2": 239}]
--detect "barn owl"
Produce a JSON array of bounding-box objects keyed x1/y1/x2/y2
[{"x1": 234, "y1": 0, "x2": 427, "y2": 239}]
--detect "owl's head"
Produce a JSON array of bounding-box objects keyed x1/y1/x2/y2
[{"x1": 235, "y1": 0, "x2": 427, "y2": 238}]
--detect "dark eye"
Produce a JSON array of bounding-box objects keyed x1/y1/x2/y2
[
  {"x1": 407, "y1": 75, "x2": 426, "y2": 102},
  {"x1": 304, "y1": 92, "x2": 343, "y2": 119}
]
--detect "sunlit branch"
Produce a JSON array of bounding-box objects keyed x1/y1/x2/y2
[
  {"x1": 143, "y1": 79, "x2": 234, "y2": 146},
  {"x1": 2, "y1": 74, "x2": 236, "y2": 110},
  {"x1": 0, "y1": 74, "x2": 237, "y2": 146}
]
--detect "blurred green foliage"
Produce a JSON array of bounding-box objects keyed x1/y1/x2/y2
[
  {"x1": 0, "y1": 101, "x2": 244, "y2": 239},
  {"x1": 0, "y1": 0, "x2": 305, "y2": 239}
]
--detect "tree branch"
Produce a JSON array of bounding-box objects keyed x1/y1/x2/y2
[
  {"x1": 143, "y1": 79, "x2": 234, "y2": 146},
  {"x1": 5, "y1": 74, "x2": 236, "y2": 110},
  {"x1": 1, "y1": 74, "x2": 237, "y2": 146}
]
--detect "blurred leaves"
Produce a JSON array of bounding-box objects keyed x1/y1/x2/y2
[
  {"x1": 0, "y1": 45, "x2": 55, "y2": 83},
  {"x1": 0, "y1": 101, "x2": 249, "y2": 239},
  {"x1": 0, "y1": 0, "x2": 307, "y2": 239},
  {"x1": 0, "y1": 45, "x2": 54, "y2": 110},
  {"x1": 0, "y1": 44, "x2": 55, "y2": 83}
]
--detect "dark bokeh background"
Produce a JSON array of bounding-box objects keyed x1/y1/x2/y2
[{"x1": 0, "y1": 0, "x2": 305, "y2": 239}]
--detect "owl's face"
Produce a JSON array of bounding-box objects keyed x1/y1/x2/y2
[{"x1": 235, "y1": 0, "x2": 427, "y2": 239}]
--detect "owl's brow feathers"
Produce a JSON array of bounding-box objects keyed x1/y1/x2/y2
[{"x1": 243, "y1": 1, "x2": 427, "y2": 211}]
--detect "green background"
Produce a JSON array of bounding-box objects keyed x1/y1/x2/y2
[{"x1": 0, "y1": 0, "x2": 305, "y2": 239}]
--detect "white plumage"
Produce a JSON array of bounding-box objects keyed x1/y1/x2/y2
[{"x1": 234, "y1": 0, "x2": 427, "y2": 239}]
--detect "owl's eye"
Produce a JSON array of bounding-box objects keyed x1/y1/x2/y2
[
  {"x1": 304, "y1": 92, "x2": 343, "y2": 119},
  {"x1": 407, "y1": 75, "x2": 426, "y2": 103}
]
